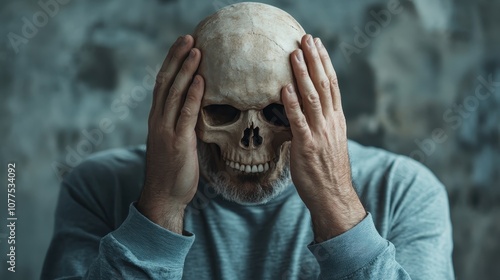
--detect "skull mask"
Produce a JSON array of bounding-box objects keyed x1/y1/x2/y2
[{"x1": 193, "y1": 2, "x2": 306, "y2": 204}]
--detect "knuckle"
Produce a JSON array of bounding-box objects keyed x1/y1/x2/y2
[
  {"x1": 319, "y1": 50, "x2": 330, "y2": 61},
  {"x1": 172, "y1": 138, "x2": 185, "y2": 151},
  {"x1": 305, "y1": 144, "x2": 315, "y2": 153},
  {"x1": 156, "y1": 70, "x2": 168, "y2": 83},
  {"x1": 185, "y1": 91, "x2": 199, "y2": 104},
  {"x1": 180, "y1": 106, "x2": 194, "y2": 118},
  {"x1": 329, "y1": 75, "x2": 339, "y2": 87},
  {"x1": 298, "y1": 68, "x2": 310, "y2": 79},
  {"x1": 305, "y1": 91, "x2": 320, "y2": 106},
  {"x1": 169, "y1": 84, "x2": 181, "y2": 97},
  {"x1": 295, "y1": 117, "x2": 309, "y2": 130},
  {"x1": 289, "y1": 99, "x2": 301, "y2": 111},
  {"x1": 320, "y1": 78, "x2": 330, "y2": 91},
  {"x1": 319, "y1": 124, "x2": 330, "y2": 136},
  {"x1": 302, "y1": 140, "x2": 316, "y2": 153}
]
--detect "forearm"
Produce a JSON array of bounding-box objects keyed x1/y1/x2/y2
[
  {"x1": 308, "y1": 181, "x2": 366, "y2": 242},
  {"x1": 87, "y1": 203, "x2": 194, "y2": 279},
  {"x1": 43, "y1": 202, "x2": 194, "y2": 280},
  {"x1": 309, "y1": 213, "x2": 411, "y2": 280},
  {"x1": 137, "y1": 188, "x2": 187, "y2": 235}
]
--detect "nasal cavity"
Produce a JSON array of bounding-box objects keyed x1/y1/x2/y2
[
  {"x1": 241, "y1": 127, "x2": 251, "y2": 147},
  {"x1": 240, "y1": 126, "x2": 263, "y2": 148},
  {"x1": 253, "y1": 127, "x2": 263, "y2": 147}
]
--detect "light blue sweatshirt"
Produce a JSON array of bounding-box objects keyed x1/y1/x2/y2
[{"x1": 41, "y1": 141, "x2": 455, "y2": 279}]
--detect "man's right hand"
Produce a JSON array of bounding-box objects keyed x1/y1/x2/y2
[{"x1": 137, "y1": 35, "x2": 204, "y2": 234}]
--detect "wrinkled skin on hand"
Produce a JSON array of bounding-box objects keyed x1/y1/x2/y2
[
  {"x1": 137, "y1": 32, "x2": 367, "y2": 241},
  {"x1": 137, "y1": 35, "x2": 204, "y2": 234},
  {"x1": 282, "y1": 34, "x2": 367, "y2": 242}
]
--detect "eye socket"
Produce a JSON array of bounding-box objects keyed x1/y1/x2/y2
[
  {"x1": 202, "y1": 104, "x2": 241, "y2": 126},
  {"x1": 263, "y1": 103, "x2": 290, "y2": 127}
]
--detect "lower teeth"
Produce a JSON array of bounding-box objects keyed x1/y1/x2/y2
[{"x1": 224, "y1": 158, "x2": 277, "y2": 174}]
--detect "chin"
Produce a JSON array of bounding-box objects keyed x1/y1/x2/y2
[{"x1": 197, "y1": 140, "x2": 292, "y2": 204}]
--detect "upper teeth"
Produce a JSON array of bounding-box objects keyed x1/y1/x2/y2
[{"x1": 225, "y1": 160, "x2": 274, "y2": 174}]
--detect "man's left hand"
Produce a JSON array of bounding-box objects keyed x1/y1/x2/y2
[{"x1": 281, "y1": 34, "x2": 367, "y2": 242}]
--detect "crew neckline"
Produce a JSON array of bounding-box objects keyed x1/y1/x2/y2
[{"x1": 196, "y1": 178, "x2": 298, "y2": 209}]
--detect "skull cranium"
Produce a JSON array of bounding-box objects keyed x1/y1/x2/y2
[{"x1": 193, "y1": 2, "x2": 306, "y2": 203}]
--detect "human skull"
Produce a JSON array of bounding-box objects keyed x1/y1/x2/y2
[{"x1": 193, "y1": 2, "x2": 305, "y2": 202}]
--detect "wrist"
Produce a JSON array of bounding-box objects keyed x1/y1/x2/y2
[
  {"x1": 137, "y1": 194, "x2": 187, "y2": 234},
  {"x1": 308, "y1": 189, "x2": 366, "y2": 242}
]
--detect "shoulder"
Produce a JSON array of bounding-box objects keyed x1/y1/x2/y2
[
  {"x1": 348, "y1": 140, "x2": 449, "y2": 226},
  {"x1": 348, "y1": 140, "x2": 445, "y2": 193},
  {"x1": 61, "y1": 145, "x2": 146, "y2": 227},
  {"x1": 64, "y1": 145, "x2": 146, "y2": 184}
]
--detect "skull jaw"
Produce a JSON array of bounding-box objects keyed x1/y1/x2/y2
[{"x1": 197, "y1": 140, "x2": 291, "y2": 202}]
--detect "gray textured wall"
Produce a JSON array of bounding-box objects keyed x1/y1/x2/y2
[{"x1": 1, "y1": 0, "x2": 499, "y2": 279}]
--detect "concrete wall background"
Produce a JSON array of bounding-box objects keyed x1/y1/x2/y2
[{"x1": 1, "y1": 0, "x2": 499, "y2": 279}]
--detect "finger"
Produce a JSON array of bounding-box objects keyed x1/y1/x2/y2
[
  {"x1": 149, "y1": 82, "x2": 162, "y2": 122},
  {"x1": 291, "y1": 48, "x2": 326, "y2": 131},
  {"x1": 164, "y1": 48, "x2": 201, "y2": 129},
  {"x1": 152, "y1": 35, "x2": 194, "y2": 117},
  {"x1": 282, "y1": 83, "x2": 311, "y2": 140},
  {"x1": 176, "y1": 75, "x2": 204, "y2": 136},
  {"x1": 150, "y1": 36, "x2": 181, "y2": 117},
  {"x1": 302, "y1": 35, "x2": 334, "y2": 117},
  {"x1": 314, "y1": 37, "x2": 342, "y2": 111}
]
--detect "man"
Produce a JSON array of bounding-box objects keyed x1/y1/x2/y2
[{"x1": 42, "y1": 3, "x2": 454, "y2": 279}]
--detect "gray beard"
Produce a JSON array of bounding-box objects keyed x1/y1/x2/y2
[{"x1": 197, "y1": 140, "x2": 292, "y2": 205}]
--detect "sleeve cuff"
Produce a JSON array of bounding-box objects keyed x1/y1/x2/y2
[
  {"x1": 111, "y1": 202, "x2": 195, "y2": 269},
  {"x1": 307, "y1": 212, "x2": 388, "y2": 278}
]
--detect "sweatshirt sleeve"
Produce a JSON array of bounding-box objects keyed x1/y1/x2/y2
[
  {"x1": 308, "y1": 213, "x2": 410, "y2": 279},
  {"x1": 41, "y1": 151, "x2": 195, "y2": 279},
  {"x1": 85, "y1": 203, "x2": 195, "y2": 279},
  {"x1": 307, "y1": 157, "x2": 455, "y2": 280}
]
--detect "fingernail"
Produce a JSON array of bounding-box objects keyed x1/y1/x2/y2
[
  {"x1": 180, "y1": 35, "x2": 188, "y2": 45},
  {"x1": 193, "y1": 75, "x2": 199, "y2": 84},
  {"x1": 315, "y1": 38, "x2": 323, "y2": 49},
  {"x1": 189, "y1": 49, "x2": 196, "y2": 58},
  {"x1": 295, "y1": 50, "x2": 303, "y2": 62},
  {"x1": 287, "y1": 84, "x2": 295, "y2": 94},
  {"x1": 307, "y1": 35, "x2": 314, "y2": 47}
]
